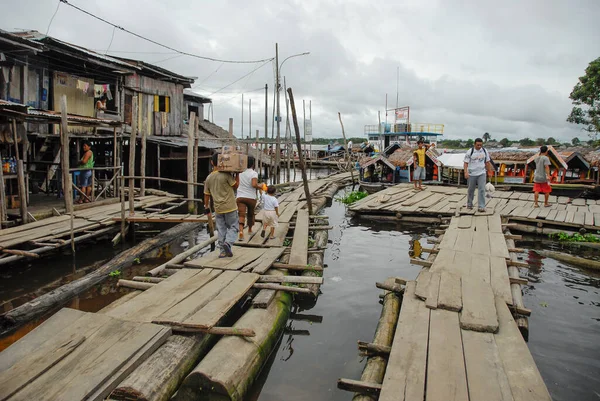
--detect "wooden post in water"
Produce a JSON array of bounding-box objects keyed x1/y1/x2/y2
[
  {"x1": 187, "y1": 111, "x2": 197, "y2": 214},
  {"x1": 60, "y1": 96, "x2": 72, "y2": 213},
  {"x1": 228, "y1": 118, "x2": 233, "y2": 137},
  {"x1": 140, "y1": 120, "x2": 147, "y2": 196},
  {"x1": 120, "y1": 168, "x2": 126, "y2": 241},
  {"x1": 129, "y1": 96, "x2": 138, "y2": 216},
  {"x1": 68, "y1": 174, "x2": 75, "y2": 253},
  {"x1": 0, "y1": 161, "x2": 6, "y2": 227},
  {"x1": 16, "y1": 160, "x2": 28, "y2": 224},
  {"x1": 338, "y1": 112, "x2": 355, "y2": 183},
  {"x1": 157, "y1": 144, "x2": 161, "y2": 190},
  {"x1": 287, "y1": 88, "x2": 313, "y2": 215}
]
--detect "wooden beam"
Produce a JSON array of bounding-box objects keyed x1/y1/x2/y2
[
  {"x1": 132, "y1": 276, "x2": 164, "y2": 284},
  {"x1": 271, "y1": 262, "x2": 323, "y2": 272},
  {"x1": 508, "y1": 247, "x2": 526, "y2": 253},
  {"x1": 287, "y1": 88, "x2": 313, "y2": 215},
  {"x1": 60, "y1": 96, "x2": 72, "y2": 214},
  {"x1": 410, "y1": 258, "x2": 433, "y2": 268},
  {"x1": 509, "y1": 276, "x2": 528, "y2": 285},
  {"x1": 257, "y1": 275, "x2": 323, "y2": 284},
  {"x1": 129, "y1": 97, "x2": 138, "y2": 216},
  {"x1": 187, "y1": 111, "x2": 196, "y2": 213},
  {"x1": 507, "y1": 260, "x2": 530, "y2": 268},
  {"x1": 16, "y1": 160, "x2": 28, "y2": 224},
  {"x1": 117, "y1": 279, "x2": 154, "y2": 290},
  {"x1": 420, "y1": 247, "x2": 439, "y2": 254},
  {"x1": 252, "y1": 283, "x2": 313, "y2": 294},
  {"x1": 357, "y1": 341, "x2": 391, "y2": 357},
  {"x1": 151, "y1": 321, "x2": 255, "y2": 337},
  {"x1": 504, "y1": 234, "x2": 522, "y2": 240},
  {"x1": 337, "y1": 378, "x2": 382, "y2": 395},
  {"x1": 375, "y1": 281, "x2": 404, "y2": 293},
  {"x1": 510, "y1": 305, "x2": 532, "y2": 317}
]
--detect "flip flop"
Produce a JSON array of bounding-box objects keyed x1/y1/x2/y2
[
  {"x1": 544, "y1": 204, "x2": 551, "y2": 207},
  {"x1": 533, "y1": 204, "x2": 539, "y2": 208}
]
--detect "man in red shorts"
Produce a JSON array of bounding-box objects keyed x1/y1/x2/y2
[{"x1": 533, "y1": 145, "x2": 552, "y2": 208}]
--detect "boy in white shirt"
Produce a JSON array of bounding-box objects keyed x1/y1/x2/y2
[{"x1": 261, "y1": 186, "x2": 279, "y2": 239}]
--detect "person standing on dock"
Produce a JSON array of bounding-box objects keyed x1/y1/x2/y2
[
  {"x1": 204, "y1": 153, "x2": 240, "y2": 258},
  {"x1": 236, "y1": 156, "x2": 261, "y2": 240},
  {"x1": 260, "y1": 185, "x2": 279, "y2": 240},
  {"x1": 76, "y1": 140, "x2": 94, "y2": 204},
  {"x1": 533, "y1": 145, "x2": 552, "y2": 208},
  {"x1": 413, "y1": 140, "x2": 433, "y2": 190},
  {"x1": 463, "y1": 138, "x2": 493, "y2": 212}
]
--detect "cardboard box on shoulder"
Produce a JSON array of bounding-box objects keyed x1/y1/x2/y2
[{"x1": 217, "y1": 151, "x2": 247, "y2": 172}]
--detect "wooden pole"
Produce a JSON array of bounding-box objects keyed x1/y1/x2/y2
[
  {"x1": 68, "y1": 174, "x2": 75, "y2": 253},
  {"x1": 157, "y1": 144, "x2": 161, "y2": 190},
  {"x1": 60, "y1": 96, "x2": 72, "y2": 213},
  {"x1": 139, "y1": 120, "x2": 147, "y2": 196},
  {"x1": 287, "y1": 87, "x2": 313, "y2": 215},
  {"x1": 241, "y1": 93, "x2": 244, "y2": 138},
  {"x1": 338, "y1": 112, "x2": 356, "y2": 183},
  {"x1": 249, "y1": 98, "x2": 251, "y2": 139},
  {"x1": 193, "y1": 126, "x2": 199, "y2": 213},
  {"x1": 11, "y1": 119, "x2": 20, "y2": 161},
  {"x1": 228, "y1": 118, "x2": 233, "y2": 137},
  {"x1": 120, "y1": 168, "x2": 126, "y2": 241},
  {"x1": 256, "y1": 129, "x2": 261, "y2": 179},
  {"x1": 275, "y1": 43, "x2": 281, "y2": 184},
  {"x1": 0, "y1": 162, "x2": 6, "y2": 227},
  {"x1": 187, "y1": 111, "x2": 197, "y2": 214},
  {"x1": 284, "y1": 77, "x2": 292, "y2": 183},
  {"x1": 16, "y1": 160, "x2": 28, "y2": 224},
  {"x1": 129, "y1": 96, "x2": 138, "y2": 216}
]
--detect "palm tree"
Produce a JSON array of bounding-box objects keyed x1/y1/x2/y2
[{"x1": 483, "y1": 132, "x2": 491, "y2": 142}]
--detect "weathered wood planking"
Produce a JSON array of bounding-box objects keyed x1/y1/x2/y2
[
  {"x1": 490, "y1": 256, "x2": 513, "y2": 306},
  {"x1": 184, "y1": 272, "x2": 259, "y2": 329},
  {"x1": 185, "y1": 247, "x2": 264, "y2": 270},
  {"x1": 379, "y1": 282, "x2": 430, "y2": 401},
  {"x1": 2, "y1": 312, "x2": 169, "y2": 401},
  {"x1": 425, "y1": 272, "x2": 441, "y2": 309},
  {"x1": 458, "y1": 215, "x2": 473, "y2": 229},
  {"x1": 426, "y1": 309, "x2": 469, "y2": 401},
  {"x1": 107, "y1": 269, "x2": 220, "y2": 322},
  {"x1": 242, "y1": 247, "x2": 286, "y2": 274},
  {"x1": 463, "y1": 329, "x2": 515, "y2": 401},
  {"x1": 437, "y1": 271, "x2": 462, "y2": 312},
  {"x1": 414, "y1": 270, "x2": 432, "y2": 300},
  {"x1": 460, "y1": 275, "x2": 499, "y2": 333},
  {"x1": 289, "y1": 209, "x2": 309, "y2": 266},
  {"x1": 155, "y1": 271, "x2": 240, "y2": 323},
  {"x1": 494, "y1": 298, "x2": 553, "y2": 401},
  {"x1": 236, "y1": 222, "x2": 262, "y2": 244},
  {"x1": 264, "y1": 222, "x2": 290, "y2": 247},
  {"x1": 489, "y1": 232, "x2": 510, "y2": 259}
]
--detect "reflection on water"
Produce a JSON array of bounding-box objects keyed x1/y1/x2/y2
[{"x1": 249, "y1": 188, "x2": 600, "y2": 401}]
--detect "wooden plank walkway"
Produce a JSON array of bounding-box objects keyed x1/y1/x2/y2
[
  {"x1": 377, "y1": 214, "x2": 552, "y2": 401},
  {"x1": 350, "y1": 183, "x2": 600, "y2": 230}
]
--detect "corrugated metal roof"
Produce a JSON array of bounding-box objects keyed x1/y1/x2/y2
[
  {"x1": 26, "y1": 109, "x2": 121, "y2": 125},
  {"x1": 0, "y1": 99, "x2": 28, "y2": 108}
]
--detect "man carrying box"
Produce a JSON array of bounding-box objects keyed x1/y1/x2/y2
[{"x1": 204, "y1": 153, "x2": 240, "y2": 258}]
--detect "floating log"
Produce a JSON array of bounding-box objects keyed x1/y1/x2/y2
[
  {"x1": 301, "y1": 227, "x2": 327, "y2": 297},
  {"x1": 152, "y1": 321, "x2": 255, "y2": 337},
  {"x1": 357, "y1": 341, "x2": 391, "y2": 357},
  {"x1": 132, "y1": 276, "x2": 165, "y2": 284},
  {"x1": 147, "y1": 235, "x2": 217, "y2": 276},
  {"x1": 257, "y1": 275, "x2": 324, "y2": 284},
  {"x1": 271, "y1": 262, "x2": 323, "y2": 272},
  {"x1": 252, "y1": 283, "x2": 313, "y2": 294},
  {"x1": 352, "y1": 278, "x2": 400, "y2": 401},
  {"x1": 505, "y1": 234, "x2": 529, "y2": 340},
  {"x1": 536, "y1": 250, "x2": 600, "y2": 272},
  {"x1": 118, "y1": 279, "x2": 155, "y2": 290},
  {"x1": 173, "y1": 276, "x2": 293, "y2": 401},
  {"x1": 337, "y1": 378, "x2": 382, "y2": 395},
  {"x1": 0, "y1": 223, "x2": 199, "y2": 336},
  {"x1": 375, "y1": 282, "x2": 404, "y2": 294}
]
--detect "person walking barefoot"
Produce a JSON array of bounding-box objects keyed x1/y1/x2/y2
[
  {"x1": 260, "y1": 186, "x2": 279, "y2": 240},
  {"x1": 533, "y1": 145, "x2": 552, "y2": 208}
]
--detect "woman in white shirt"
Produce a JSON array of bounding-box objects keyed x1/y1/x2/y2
[{"x1": 236, "y1": 156, "x2": 262, "y2": 240}]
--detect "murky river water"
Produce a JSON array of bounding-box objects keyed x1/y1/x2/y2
[
  {"x1": 1, "y1": 182, "x2": 599, "y2": 400},
  {"x1": 248, "y1": 187, "x2": 600, "y2": 401}
]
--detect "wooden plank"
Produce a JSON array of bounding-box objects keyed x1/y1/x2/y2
[
  {"x1": 490, "y1": 256, "x2": 513, "y2": 306},
  {"x1": 416, "y1": 192, "x2": 445, "y2": 209},
  {"x1": 470, "y1": 254, "x2": 491, "y2": 283},
  {"x1": 573, "y1": 212, "x2": 585, "y2": 226},
  {"x1": 0, "y1": 308, "x2": 85, "y2": 373},
  {"x1": 183, "y1": 272, "x2": 259, "y2": 329},
  {"x1": 426, "y1": 309, "x2": 469, "y2": 401},
  {"x1": 187, "y1": 247, "x2": 264, "y2": 270},
  {"x1": 454, "y1": 229, "x2": 474, "y2": 251},
  {"x1": 458, "y1": 215, "x2": 473, "y2": 229},
  {"x1": 289, "y1": 209, "x2": 309, "y2": 266},
  {"x1": 414, "y1": 270, "x2": 431, "y2": 300},
  {"x1": 379, "y1": 282, "x2": 430, "y2": 401},
  {"x1": 425, "y1": 272, "x2": 441, "y2": 309},
  {"x1": 236, "y1": 222, "x2": 262, "y2": 244},
  {"x1": 488, "y1": 215, "x2": 503, "y2": 233},
  {"x1": 472, "y1": 223, "x2": 491, "y2": 255},
  {"x1": 494, "y1": 297, "x2": 552, "y2": 401},
  {"x1": 460, "y1": 275, "x2": 499, "y2": 333},
  {"x1": 536, "y1": 206, "x2": 552, "y2": 219},
  {"x1": 155, "y1": 271, "x2": 241, "y2": 323},
  {"x1": 489, "y1": 232, "x2": 510, "y2": 259},
  {"x1": 565, "y1": 210, "x2": 576, "y2": 224},
  {"x1": 437, "y1": 271, "x2": 462, "y2": 312},
  {"x1": 438, "y1": 228, "x2": 459, "y2": 250},
  {"x1": 545, "y1": 209, "x2": 559, "y2": 221},
  {"x1": 257, "y1": 275, "x2": 323, "y2": 284},
  {"x1": 277, "y1": 201, "x2": 299, "y2": 223},
  {"x1": 462, "y1": 330, "x2": 514, "y2": 401},
  {"x1": 429, "y1": 249, "x2": 456, "y2": 273},
  {"x1": 252, "y1": 289, "x2": 277, "y2": 308},
  {"x1": 400, "y1": 190, "x2": 432, "y2": 206},
  {"x1": 595, "y1": 213, "x2": 600, "y2": 227},
  {"x1": 554, "y1": 210, "x2": 568, "y2": 222},
  {"x1": 571, "y1": 198, "x2": 586, "y2": 206},
  {"x1": 264, "y1": 222, "x2": 289, "y2": 247},
  {"x1": 106, "y1": 269, "x2": 218, "y2": 322},
  {"x1": 244, "y1": 247, "x2": 286, "y2": 274}
]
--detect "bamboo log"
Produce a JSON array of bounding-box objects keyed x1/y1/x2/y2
[
  {"x1": 536, "y1": 250, "x2": 600, "y2": 271},
  {"x1": 252, "y1": 283, "x2": 312, "y2": 294},
  {"x1": 352, "y1": 277, "x2": 400, "y2": 401},
  {"x1": 0, "y1": 223, "x2": 199, "y2": 335},
  {"x1": 118, "y1": 279, "x2": 155, "y2": 290},
  {"x1": 147, "y1": 235, "x2": 217, "y2": 276},
  {"x1": 257, "y1": 275, "x2": 323, "y2": 284}
]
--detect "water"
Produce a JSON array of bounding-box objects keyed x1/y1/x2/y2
[{"x1": 248, "y1": 187, "x2": 600, "y2": 401}]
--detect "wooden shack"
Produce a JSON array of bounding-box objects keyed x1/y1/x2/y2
[{"x1": 559, "y1": 150, "x2": 591, "y2": 182}]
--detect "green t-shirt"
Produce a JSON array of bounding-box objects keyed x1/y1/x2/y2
[{"x1": 204, "y1": 171, "x2": 237, "y2": 214}]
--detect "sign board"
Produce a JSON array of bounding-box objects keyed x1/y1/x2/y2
[{"x1": 304, "y1": 120, "x2": 312, "y2": 142}]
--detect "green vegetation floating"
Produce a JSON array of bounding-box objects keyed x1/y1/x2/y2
[
  {"x1": 548, "y1": 232, "x2": 600, "y2": 243},
  {"x1": 336, "y1": 191, "x2": 368, "y2": 205}
]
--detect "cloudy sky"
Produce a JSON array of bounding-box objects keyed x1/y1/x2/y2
[{"x1": 2, "y1": 0, "x2": 600, "y2": 141}]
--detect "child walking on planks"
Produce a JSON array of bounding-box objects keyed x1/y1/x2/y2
[
  {"x1": 204, "y1": 153, "x2": 240, "y2": 258},
  {"x1": 533, "y1": 145, "x2": 552, "y2": 208},
  {"x1": 261, "y1": 186, "x2": 279, "y2": 240}
]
